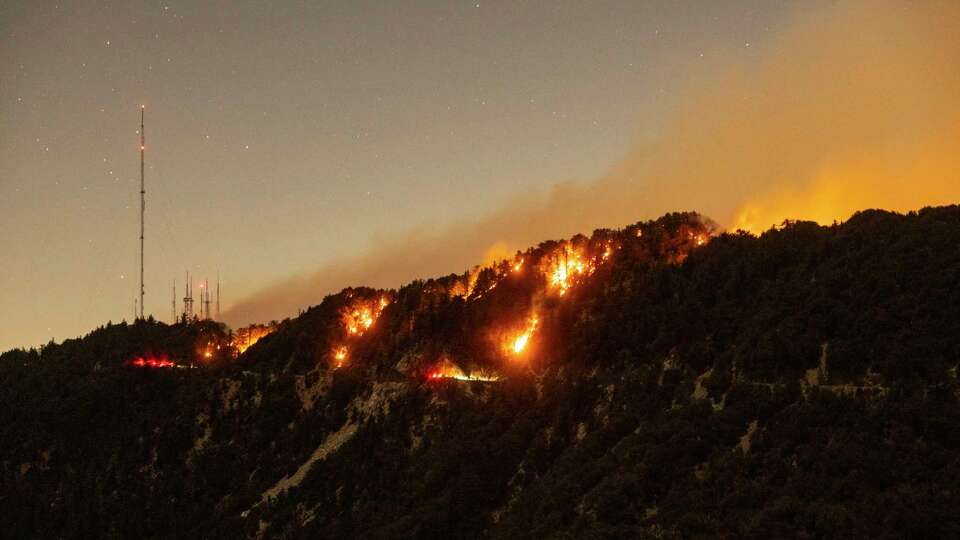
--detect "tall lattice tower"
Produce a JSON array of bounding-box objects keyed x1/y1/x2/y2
[
  {"x1": 203, "y1": 279, "x2": 212, "y2": 319},
  {"x1": 183, "y1": 271, "x2": 194, "y2": 320},
  {"x1": 139, "y1": 105, "x2": 145, "y2": 320}
]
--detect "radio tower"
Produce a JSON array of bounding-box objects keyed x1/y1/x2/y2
[
  {"x1": 216, "y1": 273, "x2": 220, "y2": 319},
  {"x1": 183, "y1": 271, "x2": 194, "y2": 320},
  {"x1": 171, "y1": 279, "x2": 177, "y2": 323},
  {"x1": 204, "y1": 278, "x2": 212, "y2": 320},
  {"x1": 138, "y1": 105, "x2": 146, "y2": 320}
]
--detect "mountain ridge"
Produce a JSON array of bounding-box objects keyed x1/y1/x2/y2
[{"x1": 3, "y1": 207, "x2": 959, "y2": 538}]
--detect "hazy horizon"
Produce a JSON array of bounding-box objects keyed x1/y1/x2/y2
[{"x1": 3, "y1": 0, "x2": 958, "y2": 350}]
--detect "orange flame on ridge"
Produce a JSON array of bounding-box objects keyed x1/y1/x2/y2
[
  {"x1": 332, "y1": 294, "x2": 389, "y2": 369},
  {"x1": 232, "y1": 323, "x2": 276, "y2": 354},
  {"x1": 546, "y1": 246, "x2": 594, "y2": 296},
  {"x1": 427, "y1": 357, "x2": 500, "y2": 381},
  {"x1": 333, "y1": 346, "x2": 348, "y2": 368},
  {"x1": 343, "y1": 296, "x2": 389, "y2": 336},
  {"x1": 509, "y1": 316, "x2": 539, "y2": 356}
]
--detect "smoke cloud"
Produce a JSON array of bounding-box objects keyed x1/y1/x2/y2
[{"x1": 223, "y1": 0, "x2": 960, "y2": 327}]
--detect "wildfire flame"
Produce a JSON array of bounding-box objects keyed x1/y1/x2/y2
[
  {"x1": 232, "y1": 323, "x2": 276, "y2": 354},
  {"x1": 346, "y1": 309, "x2": 373, "y2": 335},
  {"x1": 427, "y1": 357, "x2": 500, "y2": 382},
  {"x1": 333, "y1": 346, "x2": 348, "y2": 368},
  {"x1": 546, "y1": 246, "x2": 594, "y2": 296},
  {"x1": 512, "y1": 332, "x2": 531, "y2": 354},
  {"x1": 510, "y1": 316, "x2": 539, "y2": 355},
  {"x1": 343, "y1": 296, "x2": 389, "y2": 336},
  {"x1": 230, "y1": 221, "x2": 713, "y2": 384},
  {"x1": 331, "y1": 295, "x2": 390, "y2": 369},
  {"x1": 130, "y1": 356, "x2": 176, "y2": 368}
]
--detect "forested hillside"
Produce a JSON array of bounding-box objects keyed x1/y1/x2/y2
[{"x1": 2, "y1": 207, "x2": 959, "y2": 538}]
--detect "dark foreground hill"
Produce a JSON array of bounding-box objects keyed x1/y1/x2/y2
[{"x1": 3, "y1": 208, "x2": 960, "y2": 539}]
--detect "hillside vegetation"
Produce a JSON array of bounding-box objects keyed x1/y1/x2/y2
[{"x1": 2, "y1": 207, "x2": 959, "y2": 538}]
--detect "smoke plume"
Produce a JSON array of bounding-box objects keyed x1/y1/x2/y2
[{"x1": 223, "y1": 0, "x2": 960, "y2": 327}]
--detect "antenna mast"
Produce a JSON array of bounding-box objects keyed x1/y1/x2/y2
[
  {"x1": 183, "y1": 271, "x2": 193, "y2": 320},
  {"x1": 216, "y1": 273, "x2": 220, "y2": 319},
  {"x1": 139, "y1": 105, "x2": 145, "y2": 320},
  {"x1": 204, "y1": 278, "x2": 212, "y2": 320},
  {"x1": 172, "y1": 279, "x2": 177, "y2": 323}
]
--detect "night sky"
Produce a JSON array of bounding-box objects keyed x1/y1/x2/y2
[{"x1": 2, "y1": 1, "x2": 957, "y2": 350}]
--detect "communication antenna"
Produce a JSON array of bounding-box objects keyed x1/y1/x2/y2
[
  {"x1": 204, "y1": 279, "x2": 212, "y2": 320},
  {"x1": 183, "y1": 270, "x2": 194, "y2": 320},
  {"x1": 216, "y1": 273, "x2": 220, "y2": 319},
  {"x1": 138, "y1": 105, "x2": 145, "y2": 320},
  {"x1": 172, "y1": 279, "x2": 177, "y2": 323}
]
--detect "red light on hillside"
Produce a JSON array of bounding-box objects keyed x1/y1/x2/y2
[{"x1": 130, "y1": 355, "x2": 175, "y2": 368}]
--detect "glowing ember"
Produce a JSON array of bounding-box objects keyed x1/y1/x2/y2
[
  {"x1": 513, "y1": 258, "x2": 524, "y2": 272},
  {"x1": 687, "y1": 231, "x2": 709, "y2": 246}
]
